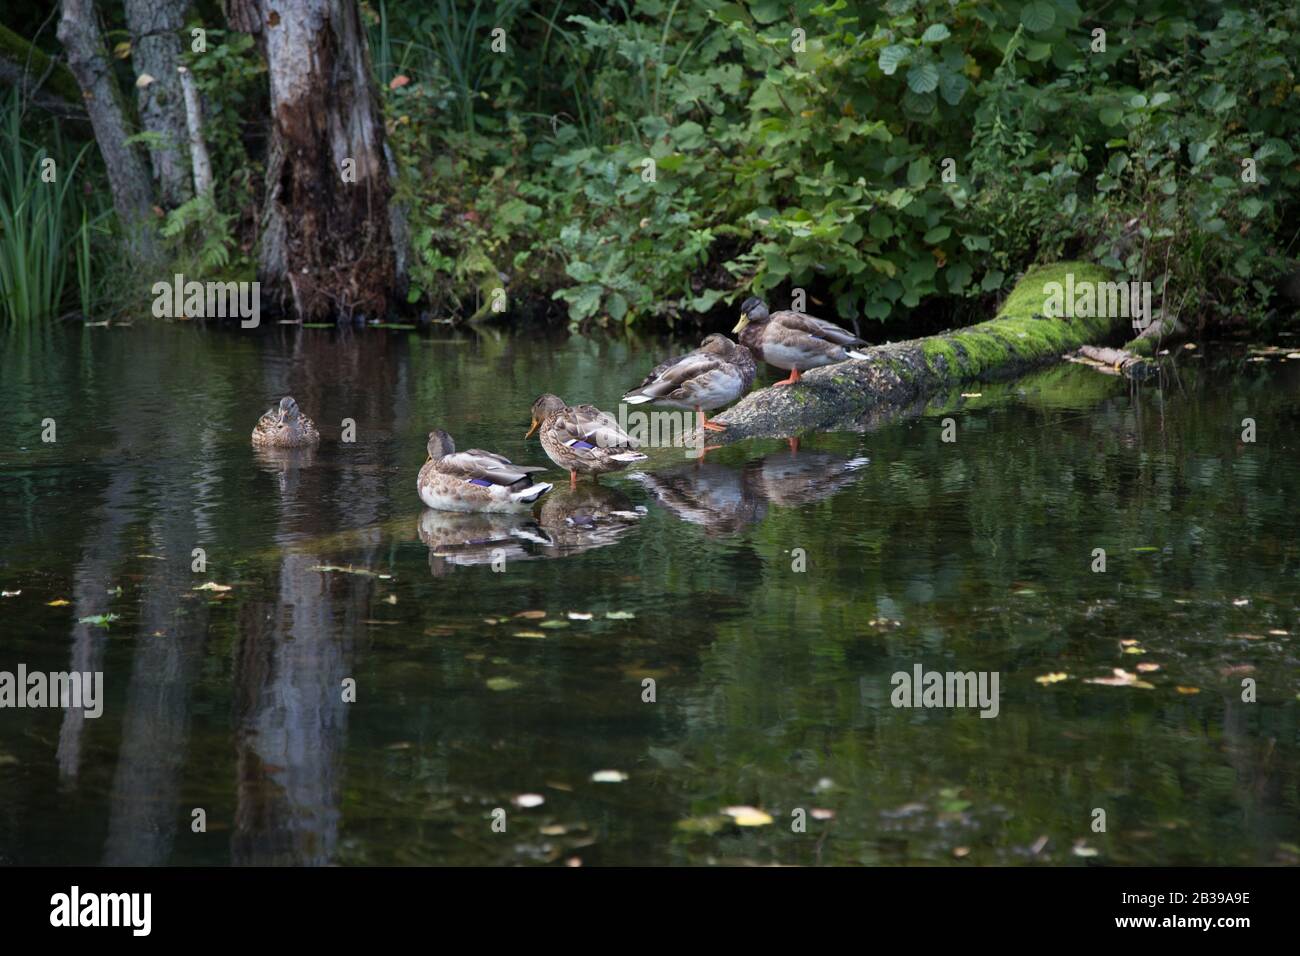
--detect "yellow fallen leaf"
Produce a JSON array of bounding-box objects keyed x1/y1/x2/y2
[
  {"x1": 1175, "y1": 686, "x2": 1201, "y2": 695},
  {"x1": 722, "y1": 806, "x2": 773, "y2": 827},
  {"x1": 514, "y1": 610, "x2": 546, "y2": 619},
  {"x1": 46, "y1": 599, "x2": 71, "y2": 607},
  {"x1": 1035, "y1": 672, "x2": 1069, "y2": 685}
]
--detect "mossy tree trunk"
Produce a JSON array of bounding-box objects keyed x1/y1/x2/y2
[{"x1": 712, "y1": 263, "x2": 1118, "y2": 441}]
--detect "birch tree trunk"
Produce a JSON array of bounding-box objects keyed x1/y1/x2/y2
[
  {"x1": 230, "y1": 0, "x2": 403, "y2": 320},
  {"x1": 123, "y1": 0, "x2": 192, "y2": 208},
  {"x1": 57, "y1": 0, "x2": 160, "y2": 264}
]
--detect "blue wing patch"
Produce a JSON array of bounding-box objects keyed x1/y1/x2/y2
[
  {"x1": 466, "y1": 477, "x2": 494, "y2": 487},
  {"x1": 565, "y1": 439, "x2": 597, "y2": 450}
]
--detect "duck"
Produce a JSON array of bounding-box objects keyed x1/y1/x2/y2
[
  {"x1": 621, "y1": 333, "x2": 755, "y2": 432},
  {"x1": 731, "y1": 297, "x2": 870, "y2": 385},
  {"x1": 251, "y1": 396, "x2": 320, "y2": 447},
  {"x1": 526, "y1": 394, "x2": 648, "y2": 486},
  {"x1": 416, "y1": 429, "x2": 553, "y2": 513}
]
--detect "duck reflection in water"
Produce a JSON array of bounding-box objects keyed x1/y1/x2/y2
[
  {"x1": 417, "y1": 483, "x2": 644, "y2": 573},
  {"x1": 634, "y1": 446, "x2": 868, "y2": 536}
]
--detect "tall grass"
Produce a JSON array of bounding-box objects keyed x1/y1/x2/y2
[{"x1": 0, "y1": 90, "x2": 97, "y2": 326}]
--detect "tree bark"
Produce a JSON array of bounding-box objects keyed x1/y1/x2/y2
[
  {"x1": 710, "y1": 263, "x2": 1121, "y2": 441},
  {"x1": 176, "y1": 65, "x2": 212, "y2": 197},
  {"x1": 57, "y1": 0, "x2": 160, "y2": 264},
  {"x1": 123, "y1": 0, "x2": 192, "y2": 208},
  {"x1": 232, "y1": 0, "x2": 403, "y2": 320}
]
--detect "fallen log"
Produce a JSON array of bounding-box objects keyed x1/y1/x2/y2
[
  {"x1": 710, "y1": 261, "x2": 1117, "y2": 441},
  {"x1": 1068, "y1": 344, "x2": 1153, "y2": 379}
]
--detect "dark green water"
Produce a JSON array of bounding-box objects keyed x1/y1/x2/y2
[{"x1": 1, "y1": 323, "x2": 1298, "y2": 865}]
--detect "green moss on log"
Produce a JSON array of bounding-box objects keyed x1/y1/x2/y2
[
  {"x1": 0, "y1": 24, "x2": 83, "y2": 104},
  {"x1": 711, "y1": 261, "x2": 1116, "y2": 441}
]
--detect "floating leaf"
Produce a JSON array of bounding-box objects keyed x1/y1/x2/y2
[
  {"x1": 539, "y1": 619, "x2": 570, "y2": 629},
  {"x1": 512, "y1": 793, "x2": 545, "y2": 808},
  {"x1": 1136, "y1": 663, "x2": 1161, "y2": 673},
  {"x1": 514, "y1": 630, "x2": 547, "y2": 639},
  {"x1": 567, "y1": 612, "x2": 593, "y2": 621},
  {"x1": 1086, "y1": 668, "x2": 1153, "y2": 689},
  {"x1": 1, "y1": 590, "x2": 21, "y2": 598},
  {"x1": 1175, "y1": 686, "x2": 1200, "y2": 695},
  {"x1": 46, "y1": 599, "x2": 70, "y2": 607},
  {"x1": 722, "y1": 806, "x2": 773, "y2": 827},
  {"x1": 78, "y1": 613, "x2": 119, "y2": 627},
  {"x1": 193, "y1": 582, "x2": 232, "y2": 592},
  {"x1": 485, "y1": 677, "x2": 521, "y2": 691},
  {"x1": 605, "y1": 610, "x2": 636, "y2": 620},
  {"x1": 309, "y1": 565, "x2": 392, "y2": 579},
  {"x1": 514, "y1": 610, "x2": 546, "y2": 620},
  {"x1": 676, "y1": 815, "x2": 728, "y2": 834},
  {"x1": 1036, "y1": 672, "x2": 1069, "y2": 685},
  {"x1": 591, "y1": 770, "x2": 628, "y2": 783}
]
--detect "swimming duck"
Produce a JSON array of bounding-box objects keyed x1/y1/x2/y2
[
  {"x1": 417, "y1": 429, "x2": 553, "y2": 513},
  {"x1": 731, "y1": 297, "x2": 870, "y2": 385},
  {"x1": 251, "y1": 396, "x2": 320, "y2": 447},
  {"x1": 621, "y1": 333, "x2": 756, "y2": 431},
  {"x1": 526, "y1": 394, "x2": 648, "y2": 486}
]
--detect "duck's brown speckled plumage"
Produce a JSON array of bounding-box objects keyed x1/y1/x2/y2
[
  {"x1": 623, "y1": 333, "x2": 755, "y2": 421},
  {"x1": 251, "y1": 396, "x2": 320, "y2": 448},
  {"x1": 733, "y1": 297, "x2": 869, "y2": 384},
  {"x1": 527, "y1": 394, "x2": 648, "y2": 482},
  {"x1": 417, "y1": 428, "x2": 553, "y2": 513}
]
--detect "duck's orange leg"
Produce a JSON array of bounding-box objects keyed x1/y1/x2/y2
[
  {"x1": 570, "y1": 469, "x2": 578, "y2": 488},
  {"x1": 697, "y1": 406, "x2": 727, "y2": 432},
  {"x1": 772, "y1": 368, "x2": 802, "y2": 387}
]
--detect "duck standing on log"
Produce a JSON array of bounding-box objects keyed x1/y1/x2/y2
[
  {"x1": 621, "y1": 332, "x2": 755, "y2": 432},
  {"x1": 732, "y1": 297, "x2": 870, "y2": 386}
]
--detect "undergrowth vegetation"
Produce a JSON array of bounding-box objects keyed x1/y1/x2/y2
[{"x1": 371, "y1": 0, "x2": 1299, "y2": 332}]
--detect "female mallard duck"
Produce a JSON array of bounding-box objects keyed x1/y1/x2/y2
[
  {"x1": 417, "y1": 429, "x2": 553, "y2": 513},
  {"x1": 251, "y1": 396, "x2": 320, "y2": 447},
  {"x1": 621, "y1": 333, "x2": 755, "y2": 431},
  {"x1": 526, "y1": 394, "x2": 648, "y2": 486},
  {"x1": 732, "y1": 297, "x2": 870, "y2": 386}
]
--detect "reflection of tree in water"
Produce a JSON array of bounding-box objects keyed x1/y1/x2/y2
[{"x1": 231, "y1": 336, "x2": 407, "y2": 865}]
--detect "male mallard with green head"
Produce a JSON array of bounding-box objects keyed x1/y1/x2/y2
[
  {"x1": 526, "y1": 394, "x2": 648, "y2": 486},
  {"x1": 732, "y1": 297, "x2": 870, "y2": 386},
  {"x1": 417, "y1": 428, "x2": 553, "y2": 513},
  {"x1": 251, "y1": 396, "x2": 320, "y2": 447},
  {"x1": 621, "y1": 332, "x2": 755, "y2": 431}
]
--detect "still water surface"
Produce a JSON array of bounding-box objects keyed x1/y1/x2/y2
[{"x1": 1, "y1": 323, "x2": 1297, "y2": 865}]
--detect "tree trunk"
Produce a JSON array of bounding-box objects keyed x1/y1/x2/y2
[
  {"x1": 231, "y1": 0, "x2": 402, "y2": 321},
  {"x1": 57, "y1": 0, "x2": 159, "y2": 264},
  {"x1": 123, "y1": 0, "x2": 192, "y2": 208},
  {"x1": 710, "y1": 263, "x2": 1121, "y2": 441}
]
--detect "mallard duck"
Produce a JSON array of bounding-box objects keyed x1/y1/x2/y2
[
  {"x1": 732, "y1": 297, "x2": 870, "y2": 385},
  {"x1": 251, "y1": 396, "x2": 320, "y2": 447},
  {"x1": 417, "y1": 429, "x2": 553, "y2": 513},
  {"x1": 621, "y1": 333, "x2": 756, "y2": 431},
  {"x1": 526, "y1": 394, "x2": 648, "y2": 486}
]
